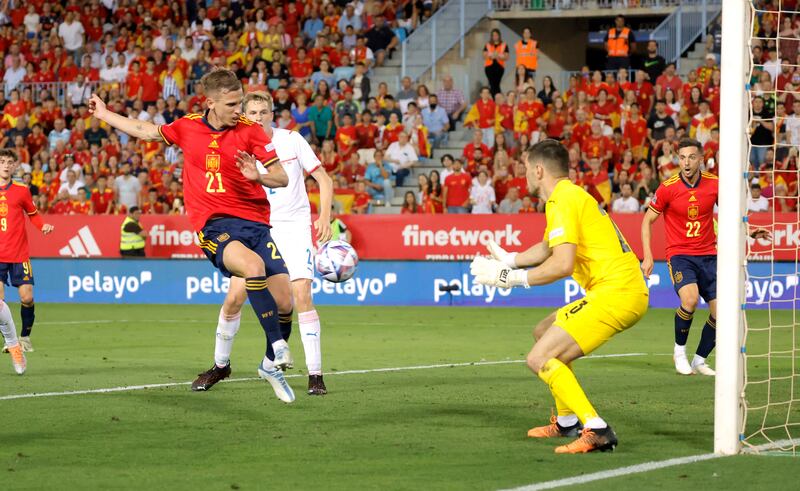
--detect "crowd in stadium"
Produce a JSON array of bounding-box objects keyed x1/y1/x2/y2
[{"x1": 0, "y1": 0, "x2": 797, "y2": 216}]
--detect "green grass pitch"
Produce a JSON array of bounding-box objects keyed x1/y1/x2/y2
[{"x1": 0, "y1": 304, "x2": 797, "y2": 490}]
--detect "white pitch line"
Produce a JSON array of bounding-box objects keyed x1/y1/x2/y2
[
  {"x1": 0, "y1": 353, "x2": 648, "y2": 402},
  {"x1": 500, "y1": 439, "x2": 800, "y2": 491}
]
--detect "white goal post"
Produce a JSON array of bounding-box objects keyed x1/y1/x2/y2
[{"x1": 714, "y1": 0, "x2": 749, "y2": 456}]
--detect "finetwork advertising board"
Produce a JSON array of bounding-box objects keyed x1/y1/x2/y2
[
  {"x1": 26, "y1": 213, "x2": 797, "y2": 261},
  {"x1": 5, "y1": 259, "x2": 796, "y2": 309}
]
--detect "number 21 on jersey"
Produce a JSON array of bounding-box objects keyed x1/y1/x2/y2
[{"x1": 205, "y1": 154, "x2": 226, "y2": 193}]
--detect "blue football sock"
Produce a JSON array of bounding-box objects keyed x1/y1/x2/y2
[
  {"x1": 20, "y1": 302, "x2": 34, "y2": 337},
  {"x1": 696, "y1": 316, "x2": 716, "y2": 358},
  {"x1": 674, "y1": 306, "x2": 694, "y2": 346},
  {"x1": 244, "y1": 276, "x2": 282, "y2": 358}
]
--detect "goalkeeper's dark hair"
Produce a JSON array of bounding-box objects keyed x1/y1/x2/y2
[
  {"x1": 677, "y1": 137, "x2": 702, "y2": 153},
  {"x1": 526, "y1": 139, "x2": 569, "y2": 177}
]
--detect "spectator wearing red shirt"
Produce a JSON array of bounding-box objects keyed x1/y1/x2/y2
[
  {"x1": 71, "y1": 191, "x2": 92, "y2": 215},
  {"x1": 569, "y1": 109, "x2": 592, "y2": 149},
  {"x1": 355, "y1": 110, "x2": 379, "y2": 149},
  {"x1": 126, "y1": 61, "x2": 144, "y2": 100},
  {"x1": 443, "y1": 159, "x2": 472, "y2": 213},
  {"x1": 58, "y1": 56, "x2": 79, "y2": 82},
  {"x1": 289, "y1": 48, "x2": 314, "y2": 83},
  {"x1": 590, "y1": 89, "x2": 616, "y2": 128},
  {"x1": 629, "y1": 70, "x2": 655, "y2": 116},
  {"x1": 655, "y1": 63, "x2": 683, "y2": 97},
  {"x1": 518, "y1": 87, "x2": 546, "y2": 136},
  {"x1": 581, "y1": 120, "x2": 612, "y2": 164},
  {"x1": 507, "y1": 162, "x2": 529, "y2": 198},
  {"x1": 623, "y1": 102, "x2": 648, "y2": 161},
  {"x1": 26, "y1": 125, "x2": 48, "y2": 156},
  {"x1": 139, "y1": 60, "x2": 162, "y2": 105},
  {"x1": 335, "y1": 113, "x2": 358, "y2": 160},
  {"x1": 340, "y1": 153, "x2": 365, "y2": 185},
  {"x1": 141, "y1": 187, "x2": 166, "y2": 214},
  {"x1": 351, "y1": 181, "x2": 371, "y2": 214},
  {"x1": 470, "y1": 87, "x2": 497, "y2": 147},
  {"x1": 583, "y1": 157, "x2": 611, "y2": 209},
  {"x1": 91, "y1": 175, "x2": 115, "y2": 214},
  {"x1": 462, "y1": 129, "x2": 491, "y2": 162},
  {"x1": 49, "y1": 191, "x2": 74, "y2": 214}
]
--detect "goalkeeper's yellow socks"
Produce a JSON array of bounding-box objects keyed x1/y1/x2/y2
[{"x1": 538, "y1": 358, "x2": 606, "y2": 429}]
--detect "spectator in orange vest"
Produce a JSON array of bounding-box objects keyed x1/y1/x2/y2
[
  {"x1": 514, "y1": 27, "x2": 538, "y2": 82},
  {"x1": 483, "y1": 29, "x2": 509, "y2": 97},
  {"x1": 605, "y1": 15, "x2": 636, "y2": 70}
]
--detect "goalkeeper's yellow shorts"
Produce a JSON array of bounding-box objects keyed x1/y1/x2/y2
[{"x1": 554, "y1": 290, "x2": 649, "y2": 355}]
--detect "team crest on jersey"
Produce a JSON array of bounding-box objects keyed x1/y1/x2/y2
[
  {"x1": 217, "y1": 233, "x2": 230, "y2": 243},
  {"x1": 0, "y1": 202, "x2": 7, "y2": 216},
  {"x1": 205, "y1": 154, "x2": 221, "y2": 172},
  {"x1": 674, "y1": 271, "x2": 683, "y2": 283},
  {"x1": 688, "y1": 204, "x2": 699, "y2": 219}
]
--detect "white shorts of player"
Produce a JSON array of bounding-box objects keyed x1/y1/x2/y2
[{"x1": 270, "y1": 221, "x2": 315, "y2": 281}]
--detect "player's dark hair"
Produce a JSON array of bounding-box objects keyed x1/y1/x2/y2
[
  {"x1": 527, "y1": 139, "x2": 569, "y2": 177},
  {"x1": 677, "y1": 137, "x2": 702, "y2": 153},
  {"x1": 201, "y1": 69, "x2": 242, "y2": 95},
  {"x1": 0, "y1": 149, "x2": 18, "y2": 161}
]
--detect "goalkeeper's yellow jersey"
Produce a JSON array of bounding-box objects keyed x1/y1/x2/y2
[{"x1": 544, "y1": 179, "x2": 648, "y2": 294}]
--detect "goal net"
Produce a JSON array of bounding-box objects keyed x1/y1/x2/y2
[{"x1": 717, "y1": 0, "x2": 800, "y2": 455}]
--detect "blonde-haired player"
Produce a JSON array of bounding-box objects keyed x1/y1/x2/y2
[
  {"x1": 191, "y1": 91, "x2": 334, "y2": 401},
  {"x1": 470, "y1": 139, "x2": 649, "y2": 453}
]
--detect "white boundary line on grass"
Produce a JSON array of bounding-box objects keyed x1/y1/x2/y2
[
  {"x1": 500, "y1": 438, "x2": 800, "y2": 491},
  {"x1": 0, "y1": 352, "x2": 647, "y2": 401}
]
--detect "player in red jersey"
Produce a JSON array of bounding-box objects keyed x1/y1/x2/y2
[
  {"x1": 88, "y1": 69, "x2": 300, "y2": 393},
  {"x1": 641, "y1": 138, "x2": 718, "y2": 376},
  {"x1": 0, "y1": 149, "x2": 54, "y2": 372}
]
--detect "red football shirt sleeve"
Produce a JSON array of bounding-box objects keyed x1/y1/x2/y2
[
  {"x1": 649, "y1": 184, "x2": 669, "y2": 214},
  {"x1": 20, "y1": 187, "x2": 45, "y2": 229},
  {"x1": 158, "y1": 117, "x2": 185, "y2": 146},
  {"x1": 249, "y1": 124, "x2": 280, "y2": 168}
]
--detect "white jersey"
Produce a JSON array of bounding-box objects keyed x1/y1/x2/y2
[{"x1": 263, "y1": 127, "x2": 321, "y2": 224}]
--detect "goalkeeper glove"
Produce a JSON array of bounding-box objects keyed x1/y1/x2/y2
[
  {"x1": 487, "y1": 239, "x2": 518, "y2": 268},
  {"x1": 470, "y1": 256, "x2": 529, "y2": 289}
]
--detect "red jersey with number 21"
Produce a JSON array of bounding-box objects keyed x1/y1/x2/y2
[
  {"x1": 648, "y1": 171, "x2": 718, "y2": 259},
  {"x1": 159, "y1": 114, "x2": 279, "y2": 231}
]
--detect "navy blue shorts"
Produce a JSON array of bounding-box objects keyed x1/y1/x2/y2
[
  {"x1": 667, "y1": 255, "x2": 717, "y2": 302},
  {"x1": 197, "y1": 218, "x2": 288, "y2": 279},
  {"x1": 0, "y1": 261, "x2": 34, "y2": 287}
]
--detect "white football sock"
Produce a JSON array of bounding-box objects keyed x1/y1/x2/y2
[
  {"x1": 298, "y1": 310, "x2": 322, "y2": 375},
  {"x1": 0, "y1": 301, "x2": 19, "y2": 348},
  {"x1": 261, "y1": 355, "x2": 275, "y2": 371},
  {"x1": 691, "y1": 354, "x2": 706, "y2": 366},
  {"x1": 557, "y1": 415, "x2": 579, "y2": 427},
  {"x1": 584, "y1": 417, "x2": 608, "y2": 430},
  {"x1": 674, "y1": 343, "x2": 687, "y2": 356},
  {"x1": 214, "y1": 309, "x2": 241, "y2": 367}
]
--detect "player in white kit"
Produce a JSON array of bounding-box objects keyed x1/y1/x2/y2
[{"x1": 191, "y1": 92, "x2": 334, "y2": 401}]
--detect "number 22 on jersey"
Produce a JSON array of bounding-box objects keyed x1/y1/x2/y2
[{"x1": 685, "y1": 220, "x2": 701, "y2": 237}]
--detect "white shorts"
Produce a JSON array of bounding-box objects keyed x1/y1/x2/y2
[{"x1": 270, "y1": 221, "x2": 315, "y2": 281}]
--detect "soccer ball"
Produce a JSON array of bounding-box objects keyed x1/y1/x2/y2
[{"x1": 315, "y1": 240, "x2": 359, "y2": 283}]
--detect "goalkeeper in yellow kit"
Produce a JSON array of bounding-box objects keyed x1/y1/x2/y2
[{"x1": 470, "y1": 139, "x2": 649, "y2": 453}]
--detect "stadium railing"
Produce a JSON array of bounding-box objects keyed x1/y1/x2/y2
[
  {"x1": 400, "y1": 0, "x2": 492, "y2": 82},
  {"x1": 558, "y1": 69, "x2": 637, "y2": 94},
  {"x1": 17, "y1": 81, "x2": 127, "y2": 106},
  {"x1": 650, "y1": 0, "x2": 721, "y2": 70},
  {"x1": 492, "y1": 0, "x2": 684, "y2": 12}
]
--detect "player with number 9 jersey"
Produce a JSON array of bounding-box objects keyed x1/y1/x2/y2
[{"x1": 158, "y1": 114, "x2": 280, "y2": 232}]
